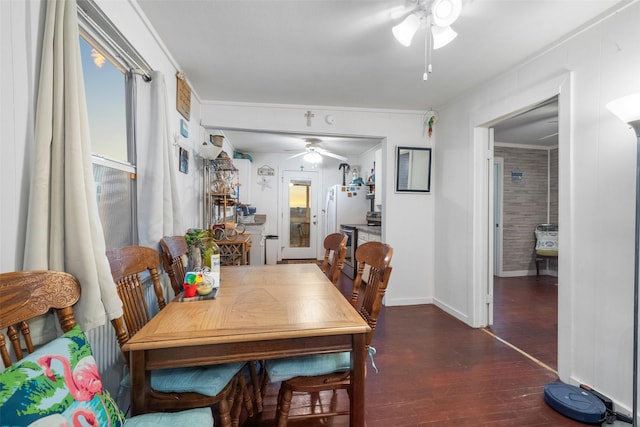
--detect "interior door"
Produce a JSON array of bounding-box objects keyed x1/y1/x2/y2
[{"x1": 281, "y1": 170, "x2": 318, "y2": 259}]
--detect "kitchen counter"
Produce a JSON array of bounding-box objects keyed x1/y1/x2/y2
[
  {"x1": 239, "y1": 215, "x2": 266, "y2": 266},
  {"x1": 342, "y1": 224, "x2": 381, "y2": 235},
  {"x1": 239, "y1": 213, "x2": 266, "y2": 225}
]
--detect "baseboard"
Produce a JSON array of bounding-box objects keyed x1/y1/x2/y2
[
  {"x1": 567, "y1": 375, "x2": 632, "y2": 421},
  {"x1": 496, "y1": 269, "x2": 558, "y2": 278},
  {"x1": 496, "y1": 270, "x2": 532, "y2": 277},
  {"x1": 384, "y1": 296, "x2": 433, "y2": 306},
  {"x1": 432, "y1": 298, "x2": 471, "y2": 324}
]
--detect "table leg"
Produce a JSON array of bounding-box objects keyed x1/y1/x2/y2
[
  {"x1": 129, "y1": 350, "x2": 149, "y2": 416},
  {"x1": 351, "y1": 333, "x2": 366, "y2": 426}
]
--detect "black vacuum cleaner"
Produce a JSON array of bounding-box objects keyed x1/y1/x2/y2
[{"x1": 544, "y1": 382, "x2": 632, "y2": 424}]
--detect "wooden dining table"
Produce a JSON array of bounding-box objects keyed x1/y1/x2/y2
[{"x1": 122, "y1": 263, "x2": 371, "y2": 426}]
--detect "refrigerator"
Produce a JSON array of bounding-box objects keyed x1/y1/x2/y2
[{"x1": 324, "y1": 185, "x2": 369, "y2": 236}]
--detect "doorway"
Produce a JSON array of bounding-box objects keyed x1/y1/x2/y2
[
  {"x1": 486, "y1": 96, "x2": 560, "y2": 370},
  {"x1": 280, "y1": 170, "x2": 319, "y2": 259}
]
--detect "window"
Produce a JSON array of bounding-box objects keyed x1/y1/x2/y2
[{"x1": 79, "y1": 23, "x2": 136, "y2": 250}]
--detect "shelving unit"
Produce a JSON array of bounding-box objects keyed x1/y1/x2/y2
[{"x1": 203, "y1": 152, "x2": 238, "y2": 228}]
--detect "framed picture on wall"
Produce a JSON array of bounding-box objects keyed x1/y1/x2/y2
[{"x1": 179, "y1": 147, "x2": 189, "y2": 174}]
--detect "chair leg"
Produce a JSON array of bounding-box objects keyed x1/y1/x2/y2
[
  {"x1": 219, "y1": 384, "x2": 233, "y2": 427},
  {"x1": 239, "y1": 372, "x2": 254, "y2": 418},
  {"x1": 249, "y1": 360, "x2": 263, "y2": 413},
  {"x1": 230, "y1": 371, "x2": 254, "y2": 427},
  {"x1": 277, "y1": 385, "x2": 293, "y2": 427},
  {"x1": 260, "y1": 368, "x2": 270, "y2": 402},
  {"x1": 231, "y1": 380, "x2": 243, "y2": 427}
]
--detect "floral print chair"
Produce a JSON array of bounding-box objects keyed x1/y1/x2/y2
[{"x1": 0, "y1": 270, "x2": 213, "y2": 426}]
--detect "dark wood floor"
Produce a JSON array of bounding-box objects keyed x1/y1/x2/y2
[
  {"x1": 240, "y1": 272, "x2": 591, "y2": 426},
  {"x1": 490, "y1": 275, "x2": 559, "y2": 372}
]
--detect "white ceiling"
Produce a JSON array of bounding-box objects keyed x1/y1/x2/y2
[{"x1": 136, "y1": 0, "x2": 624, "y2": 153}]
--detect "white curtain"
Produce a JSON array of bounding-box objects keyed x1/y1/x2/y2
[
  {"x1": 23, "y1": 0, "x2": 123, "y2": 338},
  {"x1": 135, "y1": 71, "x2": 183, "y2": 248}
]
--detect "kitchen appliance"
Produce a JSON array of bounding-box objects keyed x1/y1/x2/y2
[
  {"x1": 366, "y1": 211, "x2": 382, "y2": 226},
  {"x1": 324, "y1": 185, "x2": 369, "y2": 235},
  {"x1": 339, "y1": 225, "x2": 358, "y2": 279}
]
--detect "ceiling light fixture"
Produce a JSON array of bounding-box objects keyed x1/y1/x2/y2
[
  {"x1": 303, "y1": 151, "x2": 323, "y2": 164},
  {"x1": 392, "y1": 0, "x2": 462, "y2": 81}
]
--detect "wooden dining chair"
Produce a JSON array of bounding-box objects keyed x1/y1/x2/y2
[
  {"x1": 160, "y1": 235, "x2": 189, "y2": 295},
  {"x1": 0, "y1": 271, "x2": 81, "y2": 367},
  {"x1": 106, "y1": 246, "x2": 252, "y2": 427},
  {"x1": 0, "y1": 270, "x2": 214, "y2": 426},
  {"x1": 264, "y1": 241, "x2": 393, "y2": 426},
  {"x1": 320, "y1": 232, "x2": 348, "y2": 285}
]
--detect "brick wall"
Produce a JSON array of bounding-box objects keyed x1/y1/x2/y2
[{"x1": 495, "y1": 147, "x2": 558, "y2": 275}]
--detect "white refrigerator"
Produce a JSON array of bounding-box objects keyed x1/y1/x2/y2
[{"x1": 324, "y1": 185, "x2": 369, "y2": 235}]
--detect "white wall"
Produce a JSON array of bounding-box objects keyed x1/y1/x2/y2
[
  {"x1": 201, "y1": 102, "x2": 435, "y2": 305},
  {"x1": 434, "y1": 1, "x2": 640, "y2": 413}
]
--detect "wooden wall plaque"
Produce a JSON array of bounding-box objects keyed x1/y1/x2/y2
[{"x1": 176, "y1": 72, "x2": 191, "y2": 121}]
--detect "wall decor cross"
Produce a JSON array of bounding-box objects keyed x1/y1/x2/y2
[{"x1": 305, "y1": 110, "x2": 315, "y2": 127}]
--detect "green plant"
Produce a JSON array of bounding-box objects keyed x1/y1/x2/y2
[{"x1": 185, "y1": 229, "x2": 210, "y2": 247}]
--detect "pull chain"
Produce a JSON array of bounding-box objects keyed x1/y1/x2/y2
[
  {"x1": 423, "y1": 21, "x2": 428, "y2": 81},
  {"x1": 423, "y1": 18, "x2": 433, "y2": 81}
]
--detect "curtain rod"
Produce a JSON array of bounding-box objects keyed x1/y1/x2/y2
[{"x1": 77, "y1": 0, "x2": 153, "y2": 81}]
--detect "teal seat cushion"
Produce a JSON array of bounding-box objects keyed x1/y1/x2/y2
[
  {"x1": 0, "y1": 325, "x2": 126, "y2": 426},
  {"x1": 265, "y1": 352, "x2": 351, "y2": 382},
  {"x1": 151, "y1": 362, "x2": 244, "y2": 396},
  {"x1": 124, "y1": 408, "x2": 213, "y2": 426}
]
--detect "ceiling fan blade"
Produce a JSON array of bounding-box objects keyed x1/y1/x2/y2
[
  {"x1": 319, "y1": 150, "x2": 347, "y2": 161},
  {"x1": 287, "y1": 151, "x2": 307, "y2": 160}
]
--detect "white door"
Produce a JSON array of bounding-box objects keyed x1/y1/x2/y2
[{"x1": 281, "y1": 170, "x2": 319, "y2": 259}]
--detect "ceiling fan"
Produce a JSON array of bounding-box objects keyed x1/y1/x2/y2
[{"x1": 286, "y1": 138, "x2": 347, "y2": 163}]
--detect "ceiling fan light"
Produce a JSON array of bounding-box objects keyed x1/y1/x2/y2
[
  {"x1": 431, "y1": 25, "x2": 457, "y2": 49},
  {"x1": 303, "y1": 152, "x2": 323, "y2": 164},
  {"x1": 392, "y1": 13, "x2": 421, "y2": 47},
  {"x1": 431, "y1": 0, "x2": 462, "y2": 27}
]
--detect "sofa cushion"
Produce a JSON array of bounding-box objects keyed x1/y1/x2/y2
[{"x1": 0, "y1": 325, "x2": 125, "y2": 426}]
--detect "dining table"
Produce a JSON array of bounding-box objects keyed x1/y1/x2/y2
[{"x1": 121, "y1": 263, "x2": 371, "y2": 426}]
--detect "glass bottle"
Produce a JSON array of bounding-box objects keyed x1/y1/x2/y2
[{"x1": 203, "y1": 229, "x2": 221, "y2": 287}]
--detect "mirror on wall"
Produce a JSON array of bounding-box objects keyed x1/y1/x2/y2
[{"x1": 395, "y1": 146, "x2": 432, "y2": 193}]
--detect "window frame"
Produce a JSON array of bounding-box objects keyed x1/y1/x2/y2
[{"x1": 78, "y1": 9, "x2": 139, "y2": 248}]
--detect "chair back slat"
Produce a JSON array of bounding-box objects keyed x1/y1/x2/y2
[
  {"x1": 351, "y1": 242, "x2": 393, "y2": 347},
  {"x1": 160, "y1": 236, "x2": 189, "y2": 295},
  {"x1": 321, "y1": 233, "x2": 348, "y2": 285},
  {"x1": 106, "y1": 246, "x2": 167, "y2": 362},
  {"x1": 0, "y1": 271, "x2": 81, "y2": 367}
]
